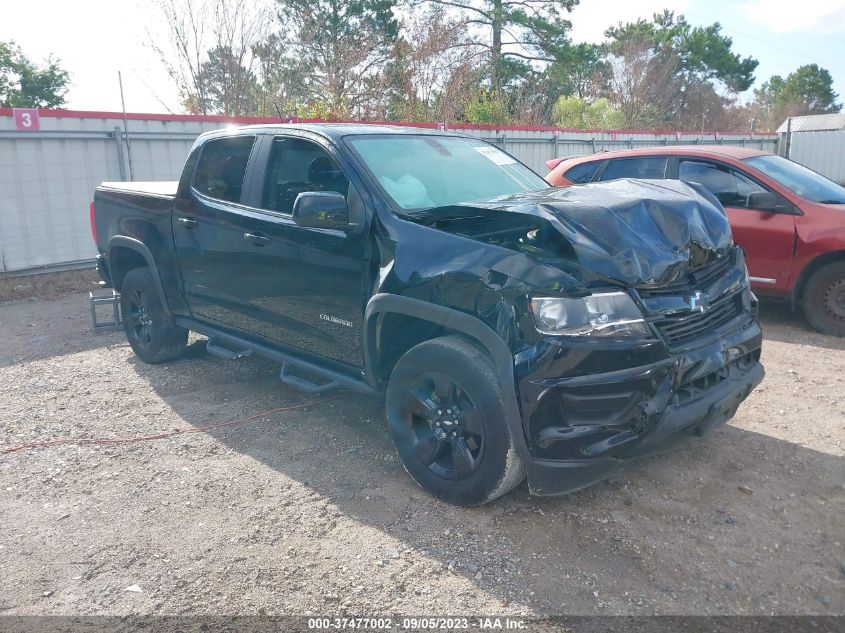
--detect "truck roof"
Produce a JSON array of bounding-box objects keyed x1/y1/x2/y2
[
  {"x1": 199, "y1": 123, "x2": 462, "y2": 142},
  {"x1": 560, "y1": 144, "x2": 771, "y2": 163}
]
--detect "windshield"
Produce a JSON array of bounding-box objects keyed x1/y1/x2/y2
[
  {"x1": 346, "y1": 135, "x2": 549, "y2": 210},
  {"x1": 745, "y1": 155, "x2": 845, "y2": 204}
]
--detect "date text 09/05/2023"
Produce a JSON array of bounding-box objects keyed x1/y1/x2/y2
[{"x1": 307, "y1": 617, "x2": 529, "y2": 629}]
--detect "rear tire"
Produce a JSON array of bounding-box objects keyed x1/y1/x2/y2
[
  {"x1": 801, "y1": 261, "x2": 845, "y2": 337},
  {"x1": 120, "y1": 267, "x2": 188, "y2": 363},
  {"x1": 386, "y1": 335, "x2": 525, "y2": 506}
]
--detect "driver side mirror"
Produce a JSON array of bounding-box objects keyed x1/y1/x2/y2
[
  {"x1": 746, "y1": 191, "x2": 792, "y2": 213},
  {"x1": 292, "y1": 192, "x2": 349, "y2": 229}
]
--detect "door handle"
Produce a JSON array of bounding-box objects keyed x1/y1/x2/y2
[
  {"x1": 178, "y1": 216, "x2": 198, "y2": 229},
  {"x1": 244, "y1": 232, "x2": 270, "y2": 246}
]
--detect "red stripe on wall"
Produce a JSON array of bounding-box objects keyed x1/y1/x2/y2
[{"x1": 0, "y1": 107, "x2": 777, "y2": 136}]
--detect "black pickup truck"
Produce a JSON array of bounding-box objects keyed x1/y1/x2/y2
[{"x1": 91, "y1": 124, "x2": 764, "y2": 505}]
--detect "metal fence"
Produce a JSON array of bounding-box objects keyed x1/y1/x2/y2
[{"x1": 0, "y1": 109, "x2": 778, "y2": 274}]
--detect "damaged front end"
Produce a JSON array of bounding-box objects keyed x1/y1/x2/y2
[
  {"x1": 383, "y1": 178, "x2": 764, "y2": 496},
  {"x1": 516, "y1": 271, "x2": 764, "y2": 495}
]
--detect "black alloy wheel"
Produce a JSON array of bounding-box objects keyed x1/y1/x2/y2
[
  {"x1": 400, "y1": 371, "x2": 485, "y2": 481},
  {"x1": 386, "y1": 335, "x2": 525, "y2": 506},
  {"x1": 126, "y1": 287, "x2": 155, "y2": 349},
  {"x1": 119, "y1": 267, "x2": 188, "y2": 363}
]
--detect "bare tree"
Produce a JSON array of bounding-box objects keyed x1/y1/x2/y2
[
  {"x1": 148, "y1": 0, "x2": 208, "y2": 112},
  {"x1": 252, "y1": 34, "x2": 308, "y2": 117},
  {"x1": 416, "y1": 0, "x2": 577, "y2": 90},
  {"x1": 274, "y1": 0, "x2": 399, "y2": 119},
  {"x1": 433, "y1": 62, "x2": 480, "y2": 123},
  {"x1": 381, "y1": 9, "x2": 482, "y2": 121},
  {"x1": 509, "y1": 78, "x2": 552, "y2": 125},
  {"x1": 607, "y1": 36, "x2": 678, "y2": 128},
  {"x1": 149, "y1": 0, "x2": 269, "y2": 115}
]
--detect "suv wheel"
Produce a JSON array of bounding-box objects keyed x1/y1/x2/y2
[
  {"x1": 120, "y1": 267, "x2": 188, "y2": 363},
  {"x1": 386, "y1": 335, "x2": 525, "y2": 506},
  {"x1": 802, "y1": 261, "x2": 845, "y2": 337}
]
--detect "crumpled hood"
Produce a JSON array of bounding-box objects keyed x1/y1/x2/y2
[{"x1": 419, "y1": 178, "x2": 734, "y2": 287}]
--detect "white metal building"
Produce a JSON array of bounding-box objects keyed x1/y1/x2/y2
[{"x1": 777, "y1": 113, "x2": 845, "y2": 185}]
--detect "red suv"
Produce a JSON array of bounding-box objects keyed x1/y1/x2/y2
[{"x1": 546, "y1": 146, "x2": 845, "y2": 336}]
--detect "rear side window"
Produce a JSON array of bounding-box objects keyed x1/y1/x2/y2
[
  {"x1": 599, "y1": 157, "x2": 668, "y2": 181},
  {"x1": 564, "y1": 161, "x2": 602, "y2": 184},
  {"x1": 679, "y1": 160, "x2": 764, "y2": 208},
  {"x1": 193, "y1": 136, "x2": 256, "y2": 203}
]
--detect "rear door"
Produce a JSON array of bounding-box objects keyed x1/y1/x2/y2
[
  {"x1": 675, "y1": 158, "x2": 796, "y2": 293},
  {"x1": 173, "y1": 133, "x2": 262, "y2": 326}
]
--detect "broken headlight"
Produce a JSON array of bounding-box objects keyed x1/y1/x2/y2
[{"x1": 530, "y1": 292, "x2": 653, "y2": 339}]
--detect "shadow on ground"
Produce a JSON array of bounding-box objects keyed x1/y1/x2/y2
[{"x1": 126, "y1": 334, "x2": 845, "y2": 615}]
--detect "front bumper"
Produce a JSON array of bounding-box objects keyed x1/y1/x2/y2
[{"x1": 516, "y1": 320, "x2": 764, "y2": 496}]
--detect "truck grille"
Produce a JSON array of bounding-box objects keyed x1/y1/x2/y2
[
  {"x1": 638, "y1": 255, "x2": 733, "y2": 298},
  {"x1": 651, "y1": 291, "x2": 743, "y2": 349}
]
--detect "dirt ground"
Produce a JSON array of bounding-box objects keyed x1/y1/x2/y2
[
  {"x1": 0, "y1": 269, "x2": 97, "y2": 303},
  {"x1": 0, "y1": 292, "x2": 842, "y2": 619}
]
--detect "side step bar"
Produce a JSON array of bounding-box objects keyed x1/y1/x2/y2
[
  {"x1": 206, "y1": 338, "x2": 252, "y2": 360},
  {"x1": 280, "y1": 362, "x2": 340, "y2": 394},
  {"x1": 174, "y1": 317, "x2": 377, "y2": 396}
]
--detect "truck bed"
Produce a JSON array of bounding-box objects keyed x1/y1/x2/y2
[
  {"x1": 98, "y1": 181, "x2": 178, "y2": 199},
  {"x1": 92, "y1": 181, "x2": 180, "y2": 276}
]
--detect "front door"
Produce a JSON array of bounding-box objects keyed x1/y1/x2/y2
[{"x1": 677, "y1": 159, "x2": 796, "y2": 294}]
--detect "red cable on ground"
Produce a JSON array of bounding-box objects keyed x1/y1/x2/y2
[{"x1": 1, "y1": 394, "x2": 346, "y2": 455}]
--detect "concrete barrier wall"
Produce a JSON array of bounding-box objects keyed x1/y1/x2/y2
[{"x1": 0, "y1": 109, "x2": 778, "y2": 274}]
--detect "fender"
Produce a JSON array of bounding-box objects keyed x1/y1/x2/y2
[
  {"x1": 363, "y1": 293, "x2": 531, "y2": 461},
  {"x1": 108, "y1": 235, "x2": 172, "y2": 318}
]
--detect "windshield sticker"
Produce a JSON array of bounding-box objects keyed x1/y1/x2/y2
[{"x1": 474, "y1": 145, "x2": 517, "y2": 165}]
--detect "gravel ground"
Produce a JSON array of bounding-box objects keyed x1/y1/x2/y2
[{"x1": 0, "y1": 293, "x2": 843, "y2": 618}]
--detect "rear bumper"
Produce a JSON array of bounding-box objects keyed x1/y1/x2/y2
[{"x1": 518, "y1": 321, "x2": 764, "y2": 496}]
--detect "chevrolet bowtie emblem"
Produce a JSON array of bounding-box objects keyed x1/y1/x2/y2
[{"x1": 689, "y1": 291, "x2": 709, "y2": 313}]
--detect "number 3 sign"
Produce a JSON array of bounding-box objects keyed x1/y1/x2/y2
[{"x1": 13, "y1": 108, "x2": 40, "y2": 131}]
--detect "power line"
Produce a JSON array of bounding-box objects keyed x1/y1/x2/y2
[{"x1": 684, "y1": 10, "x2": 836, "y2": 65}]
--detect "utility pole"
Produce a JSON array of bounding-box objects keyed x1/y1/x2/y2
[
  {"x1": 118, "y1": 71, "x2": 135, "y2": 181},
  {"x1": 784, "y1": 117, "x2": 792, "y2": 159}
]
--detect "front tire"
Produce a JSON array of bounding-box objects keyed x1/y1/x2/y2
[
  {"x1": 801, "y1": 261, "x2": 845, "y2": 337},
  {"x1": 120, "y1": 267, "x2": 188, "y2": 363},
  {"x1": 386, "y1": 336, "x2": 525, "y2": 506}
]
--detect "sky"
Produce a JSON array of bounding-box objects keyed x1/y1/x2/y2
[{"x1": 1, "y1": 0, "x2": 844, "y2": 114}]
